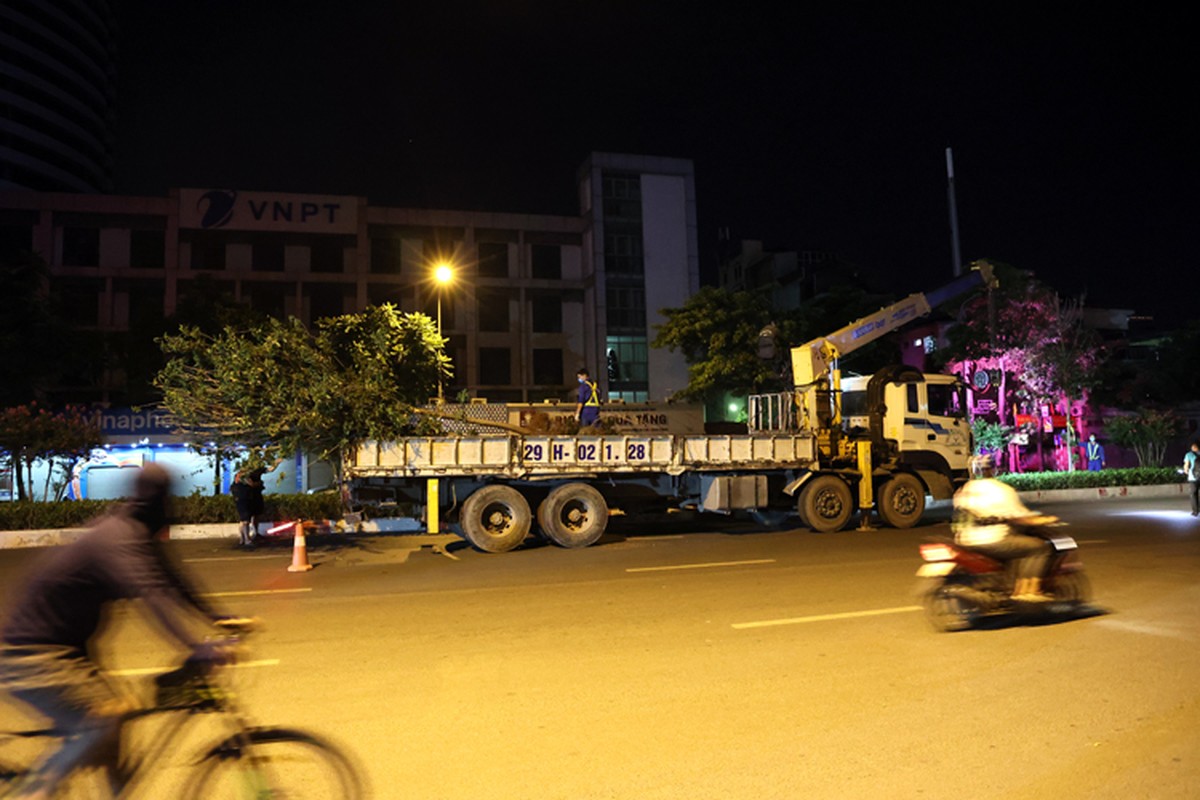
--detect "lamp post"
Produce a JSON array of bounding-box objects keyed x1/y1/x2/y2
[{"x1": 434, "y1": 263, "x2": 454, "y2": 402}]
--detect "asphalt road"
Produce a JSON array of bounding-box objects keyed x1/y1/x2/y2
[{"x1": 0, "y1": 496, "x2": 1198, "y2": 799}]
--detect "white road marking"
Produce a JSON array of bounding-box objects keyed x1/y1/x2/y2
[
  {"x1": 108, "y1": 659, "x2": 280, "y2": 677},
  {"x1": 183, "y1": 555, "x2": 288, "y2": 563},
  {"x1": 626, "y1": 558, "x2": 776, "y2": 573},
  {"x1": 732, "y1": 605, "x2": 922, "y2": 629},
  {"x1": 201, "y1": 588, "x2": 313, "y2": 598}
]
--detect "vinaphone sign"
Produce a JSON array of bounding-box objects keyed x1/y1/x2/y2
[{"x1": 178, "y1": 188, "x2": 359, "y2": 234}]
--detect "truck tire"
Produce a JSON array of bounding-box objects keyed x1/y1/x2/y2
[
  {"x1": 457, "y1": 485, "x2": 532, "y2": 553},
  {"x1": 877, "y1": 473, "x2": 926, "y2": 528},
  {"x1": 798, "y1": 475, "x2": 852, "y2": 532},
  {"x1": 537, "y1": 483, "x2": 609, "y2": 548}
]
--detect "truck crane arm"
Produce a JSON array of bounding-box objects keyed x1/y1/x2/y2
[{"x1": 791, "y1": 261, "x2": 996, "y2": 386}]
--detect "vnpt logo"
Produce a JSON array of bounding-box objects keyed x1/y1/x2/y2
[{"x1": 198, "y1": 190, "x2": 237, "y2": 228}]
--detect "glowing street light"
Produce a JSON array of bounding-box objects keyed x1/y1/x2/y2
[{"x1": 434, "y1": 263, "x2": 454, "y2": 402}]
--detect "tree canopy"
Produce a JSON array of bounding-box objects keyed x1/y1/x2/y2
[
  {"x1": 154, "y1": 305, "x2": 451, "y2": 472},
  {"x1": 652, "y1": 283, "x2": 897, "y2": 404}
]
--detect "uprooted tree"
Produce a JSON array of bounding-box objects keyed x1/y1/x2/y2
[{"x1": 154, "y1": 305, "x2": 451, "y2": 487}]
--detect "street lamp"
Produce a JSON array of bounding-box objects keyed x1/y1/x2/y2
[{"x1": 434, "y1": 263, "x2": 454, "y2": 402}]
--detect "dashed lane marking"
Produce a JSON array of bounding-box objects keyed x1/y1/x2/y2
[
  {"x1": 732, "y1": 605, "x2": 923, "y2": 629},
  {"x1": 626, "y1": 558, "x2": 776, "y2": 573},
  {"x1": 184, "y1": 555, "x2": 288, "y2": 563},
  {"x1": 200, "y1": 588, "x2": 313, "y2": 598}
]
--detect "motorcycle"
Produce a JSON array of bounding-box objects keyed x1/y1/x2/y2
[{"x1": 916, "y1": 520, "x2": 1092, "y2": 632}]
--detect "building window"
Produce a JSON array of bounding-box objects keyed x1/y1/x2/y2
[
  {"x1": 604, "y1": 231, "x2": 644, "y2": 276},
  {"x1": 477, "y1": 242, "x2": 508, "y2": 278},
  {"x1": 310, "y1": 238, "x2": 344, "y2": 273},
  {"x1": 0, "y1": 225, "x2": 32, "y2": 262},
  {"x1": 58, "y1": 278, "x2": 101, "y2": 325},
  {"x1": 477, "y1": 288, "x2": 509, "y2": 332},
  {"x1": 252, "y1": 239, "x2": 284, "y2": 272},
  {"x1": 602, "y1": 173, "x2": 642, "y2": 221},
  {"x1": 478, "y1": 347, "x2": 511, "y2": 386},
  {"x1": 129, "y1": 229, "x2": 164, "y2": 269},
  {"x1": 531, "y1": 244, "x2": 562, "y2": 279},
  {"x1": 606, "y1": 285, "x2": 646, "y2": 332},
  {"x1": 607, "y1": 336, "x2": 648, "y2": 395},
  {"x1": 61, "y1": 227, "x2": 99, "y2": 266},
  {"x1": 189, "y1": 232, "x2": 226, "y2": 270},
  {"x1": 247, "y1": 282, "x2": 286, "y2": 318},
  {"x1": 532, "y1": 348, "x2": 563, "y2": 386},
  {"x1": 370, "y1": 236, "x2": 402, "y2": 274},
  {"x1": 531, "y1": 295, "x2": 562, "y2": 333},
  {"x1": 308, "y1": 286, "x2": 344, "y2": 321},
  {"x1": 367, "y1": 284, "x2": 414, "y2": 310}
]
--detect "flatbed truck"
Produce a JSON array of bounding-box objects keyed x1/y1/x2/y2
[{"x1": 346, "y1": 264, "x2": 995, "y2": 552}]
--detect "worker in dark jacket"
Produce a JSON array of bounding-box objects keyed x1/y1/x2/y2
[
  {"x1": 230, "y1": 467, "x2": 266, "y2": 548},
  {"x1": 0, "y1": 464, "x2": 234, "y2": 798}
]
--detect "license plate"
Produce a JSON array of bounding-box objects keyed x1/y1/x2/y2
[{"x1": 916, "y1": 562, "x2": 955, "y2": 577}]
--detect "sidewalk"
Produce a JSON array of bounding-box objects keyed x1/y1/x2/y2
[{"x1": 0, "y1": 483, "x2": 1191, "y2": 550}]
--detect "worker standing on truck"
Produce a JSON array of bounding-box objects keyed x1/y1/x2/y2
[{"x1": 575, "y1": 368, "x2": 601, "y2": 428}]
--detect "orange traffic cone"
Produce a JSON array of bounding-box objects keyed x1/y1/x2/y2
[{"x1": 288, "y1": 520, "x2": 313, "y2": 572}]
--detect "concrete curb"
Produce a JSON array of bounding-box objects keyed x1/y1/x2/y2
[{"x1": 0, "y1": 483, "x2": 1192, "y2": 550}]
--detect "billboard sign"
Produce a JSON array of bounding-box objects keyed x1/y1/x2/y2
[{"x1": 179, "y1": 189, "x2": 358, "y2": 234}]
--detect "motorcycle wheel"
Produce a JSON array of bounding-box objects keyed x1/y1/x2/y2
[
  {"x1": 1050, "y1": 570, "x2": 1092, "y2": 605},
  {"x1": 922, "y1": 581, "x2": 975, "y2": 633}
]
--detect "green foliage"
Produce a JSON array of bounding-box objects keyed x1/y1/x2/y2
[
  {"x1": 1105, "y1": 409, "x2": 1181, "y2": 467},
  {"x1": 0, "y1": 404, "x2": 104, "y2": 501},
  {"x1": 999, "y1": 467, "x2": 1181, "y2": 491},
  {"x1": 155, "y1": 305, "x2": 450, "y2": 472},
  {"x1": 0, "y1": 492, "x2": 346, "y2": 531},
  {"x1": 652, "y1": 283, "x2": 897, "y2": 405},
  {"x1": 970, "y1": 418, "x2": 1013, "y2": 454}
]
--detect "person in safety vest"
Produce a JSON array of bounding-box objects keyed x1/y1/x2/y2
[
  {"x1": 1084, "y1": 434, "x2": 1106, "y2": 471},
  {"x1": 574, "y1": 368, "x2": 601, "y2": 427}
]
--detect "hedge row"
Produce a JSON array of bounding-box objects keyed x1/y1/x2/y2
[
  {"x1": 998, "y1": 467, "x2": 1183, "y2": 492},
  {"x1": 0, "y1": 492, "x2": 344, "y2": 532}
]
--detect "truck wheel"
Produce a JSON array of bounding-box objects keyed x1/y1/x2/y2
[
  {"x1": 537, "y1": 483, "x2": 609, "y2": 548},
  {"x1": 877, "y1": 473, "x2": 926, "y2": 528},
  {"x1": 458, "y1": 485, "x2": 532, "y2": 553},
  {"x1": 799, "y1": 475, "x2": 852, "y2": 532}
]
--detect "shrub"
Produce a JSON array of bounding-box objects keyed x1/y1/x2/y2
[
  {"x1": 0, "y1": 492, "x2": 346, "y2": 531},
  {"x1": 999, "y1": 467, "x2": 1182, "y2": 492}
]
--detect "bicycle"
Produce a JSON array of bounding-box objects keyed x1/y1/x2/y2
[{"x1": 0, "y1": 624, "x2": 366, "y2": 798}]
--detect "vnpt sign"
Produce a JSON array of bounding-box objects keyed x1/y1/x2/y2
[{"x1": 179, "y1": 189, "x2": 358, "y2": 234}]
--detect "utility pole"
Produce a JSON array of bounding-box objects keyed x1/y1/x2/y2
[{"x1": 946, "y1": 147, "x2": 963, "y2": 277}]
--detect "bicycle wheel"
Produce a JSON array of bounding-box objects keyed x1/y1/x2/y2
[{"x1": 187, "y1": 727, "x2": 364, "y2": 799}]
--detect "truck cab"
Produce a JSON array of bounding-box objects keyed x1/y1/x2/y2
[{"x1": 841, "y1": 370, "x2": 972, "y2": 495}]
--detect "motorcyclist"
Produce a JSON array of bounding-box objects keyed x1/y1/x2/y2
[{"x1": 952, "y1": 454, "x2": 1055, "y2": 602}]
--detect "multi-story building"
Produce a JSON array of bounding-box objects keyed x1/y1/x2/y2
[
  {"x1": 0, "y1": 152, "x2": 699, "y2": 407},
  {"x1": 0, "y1": 0, "x2": 118, "y2": 192}
]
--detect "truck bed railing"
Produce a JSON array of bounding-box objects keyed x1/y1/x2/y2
[
  {"x1": 748, "y1": 392, "x2": 796, "y2": 433},
  {"x1": 349, "y1": 432, "x2": 817, "y2": 479}
]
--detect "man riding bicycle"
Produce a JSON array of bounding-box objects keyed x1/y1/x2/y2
[{"x1": 0, "y1": 464, "x2": 240, "y2": 799}]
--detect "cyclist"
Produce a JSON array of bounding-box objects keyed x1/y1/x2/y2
[{"x1": 0, "y1": 464, "x2": 237, "y2": 799}]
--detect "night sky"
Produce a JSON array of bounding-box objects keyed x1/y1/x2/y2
[{"x1": 110, "y1": 3, "x2": 1193, "y2": 326}]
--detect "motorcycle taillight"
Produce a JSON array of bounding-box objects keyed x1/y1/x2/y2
[{"x1": 920, "y1": 543, "x2": 955, "y2": 562}]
